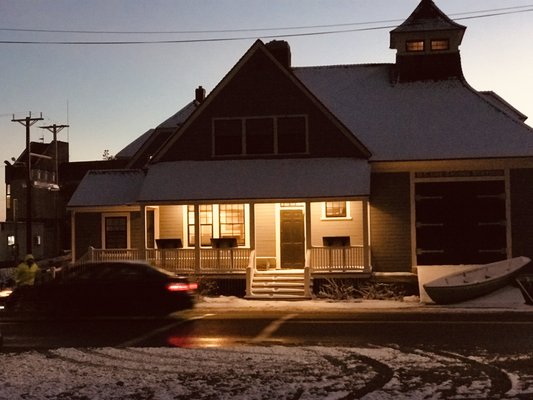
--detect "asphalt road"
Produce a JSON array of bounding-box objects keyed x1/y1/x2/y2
[
  {"x1": 2, "y1": 308, "x2": 533, "y2": 398},
  {"x1": 1, "y1": 308, "x2": 532, "y2": 352}
]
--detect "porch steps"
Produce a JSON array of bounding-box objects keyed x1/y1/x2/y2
[{"x1": 246, "y1": 269, "x2": 312, "y2": 300}]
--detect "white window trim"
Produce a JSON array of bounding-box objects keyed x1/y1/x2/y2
[
  {"x1": 321, "y1": 201, "x2": 352, "y2": 221},
  {"x1": 101, "y1": 212, "x2": 131, "y2": 249},
  {"x1": 212, "y1": 114, "x2": 309, "y2": 157},
  {"x1": 182, "y1": 204, "x2": 250, "y2": 248}
]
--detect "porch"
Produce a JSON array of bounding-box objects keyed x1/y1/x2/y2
[
  {"x1": 80, "y1": 245, "x2": 370, "y2": 275},
  {"x1": 79, "y1": 245, "x2": 370, "y2": 299}
]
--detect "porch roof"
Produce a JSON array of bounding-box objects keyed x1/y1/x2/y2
[
  {"x1": 138, "y1": 158, "x2": 370, "y2": 203},
  {"x1": 68, "y1": 169, "x2": 145, "y2": 207}
]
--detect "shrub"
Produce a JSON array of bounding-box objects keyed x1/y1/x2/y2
[{"x1": 318, "y1": 278, "x2": 406, "y2": 301}]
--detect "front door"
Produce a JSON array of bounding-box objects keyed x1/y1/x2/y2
[{"x1": 280, "y1": 209, "x2": 305, "y2": 268}]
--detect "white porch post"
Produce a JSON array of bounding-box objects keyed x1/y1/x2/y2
[
  {"x1": 249, "y1": 202, "x2": 255, "y2": 251},
  {"x1": 140, "y1": 204, "x2": 146, "y2": 260},
  {"x1": 305, "y1": 201, "x2": 312, "y2": 250},
  {"x1": 362, "y1": 199, "x2": 370, "y2": 270},
  {"x1": 194, "y1": 203, "x2": 200, "y2": 274},
  {"x1": 246, "y1": 202, "x2": 256, "y2": 298}
]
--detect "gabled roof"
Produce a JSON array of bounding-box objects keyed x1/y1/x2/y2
[
  {"x1": 391, "y1": 0, "x2": 465, "y2": 33},
  {"x1": 125, "y1": 101, "x2": 198, "y2": 169},
  {"x1": 157, "y1": 101, "x2": 198, "y2": 129},
  {"x1": 115, "y1": 129, "x2": 154, "y2": 159},
  {"x1": 151, "y1": 39, "x2": 371, "y2": 163},
  {"x1": 68, "y1": 169, "x2": 144, "y2": 207},
  {"x1": 294, "y1": 64, "x2": 533, "y2": 161},
  {"x1": 114, "y1": 101, "x2": 198, "y2": 166},
  {"x1": 138, "y1": 158, "x2": 370, "y2": 203},
  {"x1": 479, "y1": 91, "x2": 528, "y2": 123}
]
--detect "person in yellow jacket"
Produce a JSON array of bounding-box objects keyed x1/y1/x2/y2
[{"x1": 15, "y1": 254, "x2": 40, "y2": 286}]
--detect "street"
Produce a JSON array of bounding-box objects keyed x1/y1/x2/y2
[
  {"x1": 0, "y1": 309, "x2": 533, "y2": 399},
  {"x1": 1, "y1": 307, "x2": 532, "y2": 398},
  {"x1": 2, "y1": 308, "x2": 533, "y2": 351}
]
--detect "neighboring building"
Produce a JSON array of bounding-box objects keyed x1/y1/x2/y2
[
  {"x1": 67, "y1": 0, "x2": 533, "y2": 298},
  {"x1": 1, "y1": 138, "x2": 128, "y2": 266},
  {"x1": 1, "y1": 140, "x2": 69, "y2": 264}
]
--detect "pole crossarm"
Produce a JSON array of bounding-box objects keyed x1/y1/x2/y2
[
  {"x1": 11, "y1": 112, "x2": 44, "y2": 255},
  {"x1": 40, "y1": 124, "x2": 69, "y2": 134}
]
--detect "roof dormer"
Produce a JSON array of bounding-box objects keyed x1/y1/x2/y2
[{"x1": 390, "y1": 0, "x2": 466, "y2": 82}]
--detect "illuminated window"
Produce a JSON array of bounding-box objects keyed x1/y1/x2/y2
[
  {"x1": 219, "y1": 204, "x2": 245, "y2": 245},
  {"x1": 325, "y1": 201, "x2": 347, "y2": 218},
  {"x1": 7, "y1": 235, "x2": 15, "y2": 246},
  {"x1": 431, "y1": 39, "x2": 449, "y2": 51},
  {"x1": 188, "y1": 205, "x2": 213, "y2": 247},
  {"x1": 406, "y1": 40, "x2": 425, "y2": 52}
]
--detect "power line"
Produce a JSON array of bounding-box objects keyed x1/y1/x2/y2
[
  {"x1": 1, "y1": 5, "x2": 532, "y2": 35},
  {"x1": 0, "y1": 7, "x2": 532, "y2": 45}
]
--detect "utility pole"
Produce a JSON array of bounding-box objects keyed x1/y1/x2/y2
[
  {"x1": 40, "y1": 123, "x2": 69, "y2": 184},
  {"x1": 40, "y1": 123, "x2": 69, "y2": 256},
  {"x1": 12, "y1": 112, "x2": 43, "y2": 255}
]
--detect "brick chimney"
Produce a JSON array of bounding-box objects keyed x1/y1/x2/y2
[
  {"x1": 265, "y1": 40, "x2": 291, "y2": 69},
  {"x1": 195, "y1": 86, "x2": 206, "y2": 103}
]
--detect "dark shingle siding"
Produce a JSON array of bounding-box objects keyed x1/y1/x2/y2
[
  {"x1": 511, "y1": 168, "x2": 533, "y2": 261},
  {"x1": 75, "y1": 212, "x2": 102, "y2": 261},
  {"x1": 370, "y1": 172, "x2": 412, "y2": 273}
]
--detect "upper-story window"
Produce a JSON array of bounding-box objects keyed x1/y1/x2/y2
[
  {"x1": 431, "y1": 39, "x2": 449, "y2": 51},
  {"x1": 213, "y1": 115, "x2": 308, "y2": 156},
  {"x1": 406, "y1": 40, "x2": 425, "y2": 52}
]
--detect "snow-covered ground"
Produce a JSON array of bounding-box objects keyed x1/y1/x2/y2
[{"x1": 1, "y1": 286, "x2": 531, "y2": 399}]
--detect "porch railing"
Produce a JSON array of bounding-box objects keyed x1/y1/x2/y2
[
  {"x1": 308, "y1": 246, "x2": 367, "y2": 272},
  {"x1": 83, "y1": 246, "x2": 251, "y2": 274},
  {"x1": 81, "y1": 246, "x2": 368, "y2": 274}
]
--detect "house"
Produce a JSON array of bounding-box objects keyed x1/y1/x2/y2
[{"x1": 67, "y1": 0, "x2": 533, "y2": 298}]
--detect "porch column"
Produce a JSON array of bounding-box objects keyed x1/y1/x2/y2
[
  {"x1": 194, "y1": 203, "x2": 200, "y2": 274},
  {"x1": 305, "y1": 201, "x2": 312, "y2": 249},
  {"x1": 362, "y1": 199, "x2": 370, "y2": 270},
  {"x1": 140, "y1": 204, "x2": 146, "y2": 260},
  {"x1": 249, "y1": 202, "x2": 255, "y2": 250}
]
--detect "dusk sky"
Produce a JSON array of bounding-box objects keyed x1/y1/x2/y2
[{"x1": 1, "y1": 0, "x2": 532, "y2": 221}]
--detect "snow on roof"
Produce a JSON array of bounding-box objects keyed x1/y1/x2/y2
[
  {"x1": 294, "y1": 64, "x2": 533, "y2": 161},
  {"x1": 68, "y1": 169, "x2": 145, "y2": 207},
  {"x1": 115, "y1": 101, "x2": 197, "y2": 160},
  {"x1": 157, "y1": 101, "x2": 197, "y2": 129},
  {"x1": 139, "y1": 158, "x2": 370, "y2": 203},
  {"x1": 480, "y1": 91, "x2": 528, "y2": 122},
  {"x1": 115, "y1": 129, "x2": 154, "y2": 159}
]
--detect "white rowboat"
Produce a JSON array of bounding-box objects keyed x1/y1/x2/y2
[{"x1": 423, "y1": 256, "x2": 531, "y2": 304}]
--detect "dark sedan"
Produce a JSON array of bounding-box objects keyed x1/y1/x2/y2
[{"x1": 5, "y1": 261, "x2": 197, "y2": 316}]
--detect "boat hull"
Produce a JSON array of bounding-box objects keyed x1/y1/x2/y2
[{"x1": 423, "y1": 257, "x2": 531, "y2": 305}]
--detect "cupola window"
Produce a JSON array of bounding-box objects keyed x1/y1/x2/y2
[
  {"x1": 431, "y1": 39, "x2": 449, "y2": 51},
  {"x1": 406, "y1": 40, "x2": 424, "y2": 52}
]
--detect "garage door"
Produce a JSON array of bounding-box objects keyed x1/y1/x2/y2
[{"x1": 415, "y1": 181, "x2": 506, "y2": 265}]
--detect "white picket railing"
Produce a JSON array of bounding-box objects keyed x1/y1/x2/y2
[
  {"x1": 309, "y1": 246, "x2": 367, "y2": 272},
  {"x1": 81, "y1": 246, "x2": 368, "y2": 275}
]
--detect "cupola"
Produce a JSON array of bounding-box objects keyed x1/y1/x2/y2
[{"x1": 390, "y1": 0, "x2": 466, "y2": 82}]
